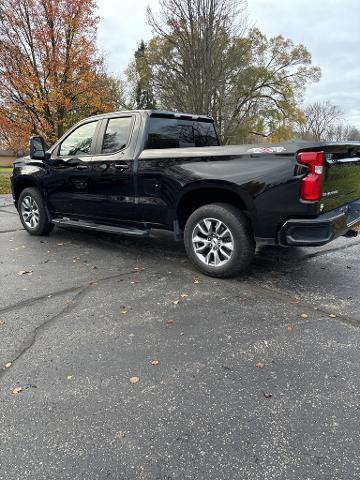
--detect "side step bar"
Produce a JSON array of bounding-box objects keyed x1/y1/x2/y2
[{"x1": 52, "y1": 218, "x2": 150, "y2": 237}]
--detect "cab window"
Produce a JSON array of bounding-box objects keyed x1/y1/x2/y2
[
  {"x1": 102, "y1": 117, "x2": 133, "y2": 154},
  {"x1": 59, "y1": 121, "x2": 98, "y2": 157},
  {"x1": 145, "y1": 117, "x2": 219, "y2": 149}
]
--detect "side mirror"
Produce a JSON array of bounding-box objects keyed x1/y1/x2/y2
[{"x1": 29, "y1": 136, "x2": 50, "y2": 160}]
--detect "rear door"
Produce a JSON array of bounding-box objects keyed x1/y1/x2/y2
[
  {"x1": 86, "y1": 114, "x2": 139, "y2": 224},
  {"x1": 322, "y1": 144, "x2": 360, "y2": 211}
]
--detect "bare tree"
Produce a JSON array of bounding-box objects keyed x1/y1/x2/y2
[
  {"x1": 298, "y1": 101, "x2": 343, "y2": 141},
  {"x1": 147, "y1": 0, "x2": 246, "y2": 117},
  {"x1": 346, "y1": 126, "x2": 360, "y2": 141},
  {"x1": 146, "y1": 0, "x2": 320, "y2": 143},
  {"x1": 297, "y1": 101, "x2": 360, "y2": 141}
]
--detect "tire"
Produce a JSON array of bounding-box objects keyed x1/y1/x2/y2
[
  {"x1": 184, "y1": 203, "x2": 255, "y2": 278},
  {"x1": 18, "y1": 187, "x2": 54, "y2": 236}
]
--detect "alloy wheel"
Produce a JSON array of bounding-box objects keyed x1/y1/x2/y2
[
  {"x1": 21, "y1": 195, "x2": 40, "y2": 229},
  {"x1": 192, "y1": 217, "x2": 234, "y2": 267}
]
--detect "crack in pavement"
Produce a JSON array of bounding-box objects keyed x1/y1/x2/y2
[
  {"x1": 0, "y1": 287, "x2": 89, "y2": 382},
  {"x1": 0, "y1": 268, "x2": 145, "y2": 380},
  {"x1": 255, "y1": 241, "x2": 360, "y2": 268},
  {"x1": 0, "y1": 269, "x2": 138, "y2": 315},
  {"x1": 300, "y1": 240, "x2": 360, "y2": 261},
  {"x1": 0, "y1": 229, "x2": 23, "y2": 234},
  {"x1": 0, "y1": 208, "x2": 17, "y2": 215},
  {"x1": 0, "y1": 285, "x2": 84, "y2": 315},
  {"x1": 246, "y1": 279, "x2": 360, "y2": 329}
]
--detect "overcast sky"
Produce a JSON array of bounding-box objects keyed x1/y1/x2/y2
[{"x1": 97, "y1": 0, "x2": 360, "y2": 127}]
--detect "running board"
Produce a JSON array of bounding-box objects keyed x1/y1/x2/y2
[{"x1": 51, "y1": 218, "x2": 150, "y2": 237}]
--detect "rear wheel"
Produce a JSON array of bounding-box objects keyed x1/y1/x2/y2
[
  {"x1": 184, "y1": 203, "x2": 255, "y2": 278},
  {"x1": 18, "y1": 187, "x2": 54, "y2": 236}
]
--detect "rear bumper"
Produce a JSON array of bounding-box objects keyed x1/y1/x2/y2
[{"x1": 279, "y1": 200, "x2": 360, "y2": 246}]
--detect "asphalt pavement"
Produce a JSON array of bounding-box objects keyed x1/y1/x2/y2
[{"x1": 1, "y1": 194, "x2": 360, "y2": 480}]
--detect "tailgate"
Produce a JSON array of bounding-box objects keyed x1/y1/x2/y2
[{"x1": 321, "y1": 144, "x2": 360, "y2": 212}]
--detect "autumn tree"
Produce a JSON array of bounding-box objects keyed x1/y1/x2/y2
[
  {"x1": 133, "y1": 41, "x2": 156, "y2": 109},
  {"x1": 146, "y1": 0, "x2": 320, "y2": 143},
  {"x1": 0, "y1": 0, "x2": 122, "y2": 151}
]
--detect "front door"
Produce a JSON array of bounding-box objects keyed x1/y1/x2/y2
[{"x1": 46, "y1": 120, "x2": 100, "y2": 217}]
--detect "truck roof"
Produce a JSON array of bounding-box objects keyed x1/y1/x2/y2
[{"x1": 85, "y1": 110, "x2": 214, "y2": 122}]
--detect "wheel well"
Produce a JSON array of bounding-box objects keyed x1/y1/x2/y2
[
  {"x1": 176, "y1": 187, "x2": 249, "y2": 230},
  {"x1": 13, "y1": 179, "x2": 38, "y2": 207}
]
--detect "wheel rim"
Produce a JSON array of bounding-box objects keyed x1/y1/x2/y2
[
  {"x1": 21, "y1": 196, "x2": 40, "y2": 229},
  {"x1": 192, "y1": 217, "x2": 234, "y2": 267}
]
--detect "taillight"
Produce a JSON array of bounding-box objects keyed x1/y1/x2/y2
[{"x1": 297, "y1": 151, "x2": 325, "y2": 201}]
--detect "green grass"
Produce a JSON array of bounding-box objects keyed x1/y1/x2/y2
[{"x1": 0, "y1": 167, "x2": 12, "y2": 194}]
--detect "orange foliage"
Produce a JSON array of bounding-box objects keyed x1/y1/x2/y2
[{"x1": 0, "y1": 0, "x2": 118, "y2": 152}]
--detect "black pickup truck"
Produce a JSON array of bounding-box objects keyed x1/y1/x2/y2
[{"x1": 11, "y1": 110, "x2": 360, "y2": 277}]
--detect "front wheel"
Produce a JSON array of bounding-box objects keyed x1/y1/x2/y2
[
  {"x1": 184, "y1": 203, "x2": 255, "y2": 278},
  {"x1": 18, "y1": 187, "x2": 54, "y2": 236}
]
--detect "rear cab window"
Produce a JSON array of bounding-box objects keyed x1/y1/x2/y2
[
  {"x1": 102, "y1": 117, "x2": 133, "y2": 154},
  {"x1": 145, "y1": 115, "x2": 219, "y2": 149}
]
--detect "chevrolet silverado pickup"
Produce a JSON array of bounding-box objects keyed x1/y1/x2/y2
[{"x1": 11, "y1": 110, "x2": 360, "y2": 277}]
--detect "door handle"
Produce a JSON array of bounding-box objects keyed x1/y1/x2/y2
[
  {"x1": 76, "y1": 164, "x2": 88, "y2": 170},
  {"x1": 114, "y1": 163, "x2": 129, "y2": 170}
]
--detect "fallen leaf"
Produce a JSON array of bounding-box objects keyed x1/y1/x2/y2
[
  {"x1": 121, "y1": 309, "x2": 128, "y2": 315},
  {"x1": 255, "y1": 362, "x2": 265, "y2": 369},
  {"x1": 165, "y1": 320, "x2": 175, "y2": 326},
  {"x1": 17, "y1": 270, "x2": 33, "y2": 276},
  {"x1": 67, "y1": 375, "x2": 73, "y2": 380},
  {"x1": 129, "y1": 376, "x2": 140, "y2": 384},
  {"x1": 263, "y1": 391, "x2": 272, "y2": 399},
  {"x1": 91, "y1": 265, "x2": 98, "y2": 271},
  {"x1": 0, "y1": 320, "x2": 5, "y2": 326},
  {"x1": 89, "y1": 281, "x2": 97, "y2": 287},
  {"x1": 329, "y1": 313, "x2": 337, "y2": 318},
  {"x1": 11, "y1": 386, "x2": 23, "y2": 395},
  {"x1": 4, "y1": 362, "x2": 12, "y2": 369},
  {"x1": 292, "y1": 298, "x2": 301, "y2": 304},
  {"x1": 287, "y1": 324, "x2": 294, "y2": 332},
  {"x1": 173, "y1": 299, "x2": 180, "y2": 305},
  {"x1": 300, "y1": 313, "x2": 308, "y2": 319},
  {"x1": 180, "y1": 293, "x2": 188, "y2": 299},
  {"x1": 193, "y1": 279, "x2": 200, "y2": 284},
  {"x1": 150, "y1": 359, "x2": 160, "y2": 366},
  {"x1": 134, "y1": 266, "x2": 145, "y2": 271}
]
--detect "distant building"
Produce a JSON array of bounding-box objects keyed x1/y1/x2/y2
[{"x1": 0, "y1": 150, "x2": 17, "y2": 166}]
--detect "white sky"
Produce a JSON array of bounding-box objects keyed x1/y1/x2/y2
[{"x1": 97, "y1": 0, "x2": 360, "y2": 126}]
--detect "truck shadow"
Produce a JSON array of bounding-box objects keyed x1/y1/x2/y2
[{"x1": 56, "y1": 225, "x2": 312, "y2": 273}]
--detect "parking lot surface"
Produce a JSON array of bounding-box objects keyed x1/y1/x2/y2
[{"x1": 1, "y1": 194, "x2": 360, "y2": 480}]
